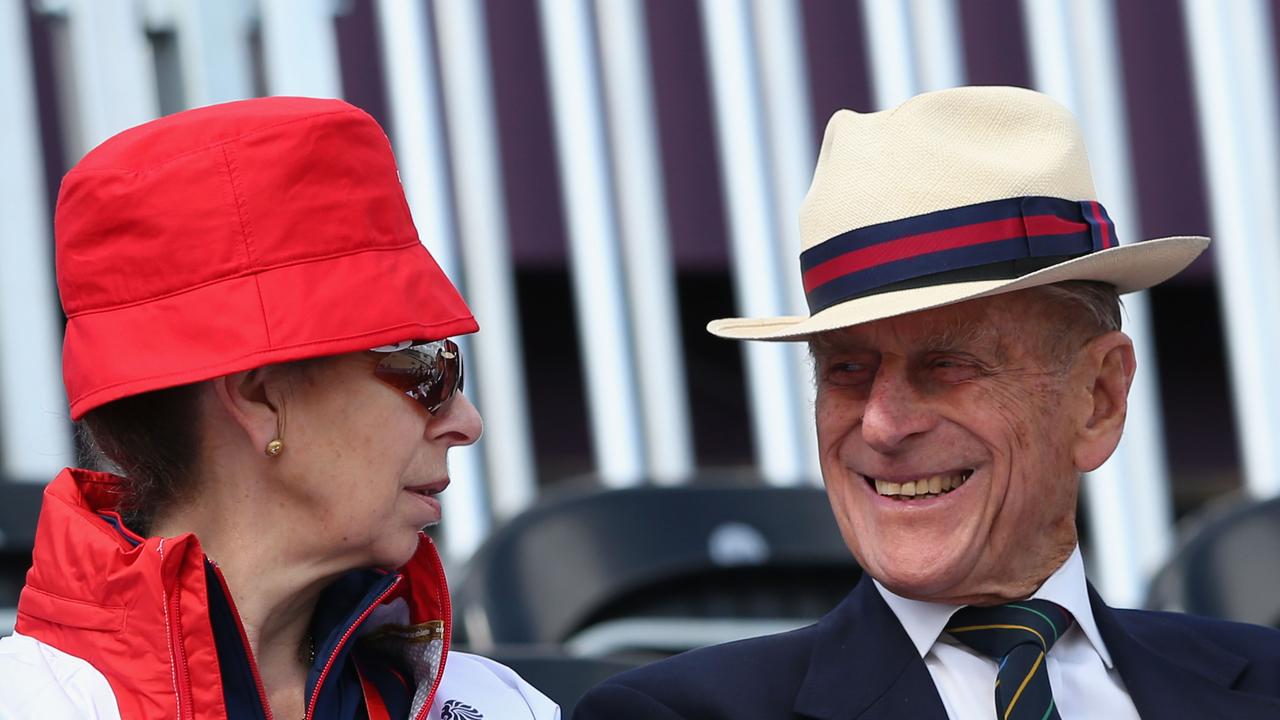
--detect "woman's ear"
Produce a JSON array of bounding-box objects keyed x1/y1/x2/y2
[
  {"x1": 207, "y1": 368, "x2": 283, "y2": 454},
  {"x1": 1071, "y1": 331, "x2": 1136, "y2": 472}
]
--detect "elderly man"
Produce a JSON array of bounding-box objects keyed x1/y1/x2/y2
[{"x1": 573, "y1": 87, "x2": 1280, "y2": 719}]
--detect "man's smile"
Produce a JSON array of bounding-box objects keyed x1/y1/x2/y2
[{"x1": 864, "y1": 469, "x2": 975, "y2": 499}]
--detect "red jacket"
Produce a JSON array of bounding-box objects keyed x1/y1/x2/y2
[{"x1": 11, "y1": 468, "x2": 455, "y2": 719}]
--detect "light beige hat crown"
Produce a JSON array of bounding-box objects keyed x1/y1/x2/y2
[{"x1": 708, "y1": 85, "x2": 1208, "y2": 341}]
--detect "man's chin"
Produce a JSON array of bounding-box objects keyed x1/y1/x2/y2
[{"x1": 863, "y1": 549, "x2": 978, "y2": 602}]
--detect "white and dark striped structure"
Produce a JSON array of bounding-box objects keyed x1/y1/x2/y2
[{"x1": 0, "y1": 1, "x2": 1272, "y2": 628}]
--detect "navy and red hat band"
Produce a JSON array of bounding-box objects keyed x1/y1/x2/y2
[{"x1": 800, "y1": 196, "x2": 1117, "y2": 314}]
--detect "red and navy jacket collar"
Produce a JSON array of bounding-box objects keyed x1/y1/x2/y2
[{"x1": 17, "y1": 468, "x2": 451, "y2": 720}]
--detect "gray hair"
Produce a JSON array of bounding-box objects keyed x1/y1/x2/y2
[{"x1": 1032, "y1": 280, "x2": 1123, "y2": 335}]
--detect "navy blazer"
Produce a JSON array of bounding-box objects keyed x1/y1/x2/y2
[{"x1": 573, "y1": 576, "x2": 1280, "y2": 719}]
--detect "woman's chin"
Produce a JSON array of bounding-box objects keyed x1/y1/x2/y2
[{"x1": 367, "y1": 533, "x2": 424, "y2": 571}]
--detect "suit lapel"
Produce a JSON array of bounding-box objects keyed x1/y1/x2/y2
[
  {"x1": 794, "y1": 577, "x2": 949, "y2": 720},
  {"x1": 1090, "y1": 585, "x2": 1280, "y2": 719}
]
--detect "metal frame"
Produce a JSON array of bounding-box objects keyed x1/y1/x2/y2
[
  {"x1": 0, "y1": 0, "x2": 73, "y2": 483},
  {"x1": 753, "y1": 0, "x2": 822, "y2": 483},
  {"x1": 433, "y1": 0, "x2": 538, "y2": 520},
  {"x1": 1182, "y1": 0, "x2": 1280, "y2": 501},
  {"x1": 698, "y1": 0, "x2": 808, "y2": 485},
  {"x1": 536, "y1": 0, "x2": 647, "y2": 486},
  {"x1": 595, "y1": 0, "x2": 696, "y2": 485},
  {"x1": 374, "y1": 0, "x2": 492, "y2": 561},
  {"x1": 258, "y1": 0, "x2": 342, "y2": 98},
  {"x1": 167, "y1": 0, "x2": 256, "y2": 107}
]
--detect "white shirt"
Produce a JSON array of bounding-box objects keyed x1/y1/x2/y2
[{"x1": 874, "y1": 546, "x2": 1141, "y2": 720}]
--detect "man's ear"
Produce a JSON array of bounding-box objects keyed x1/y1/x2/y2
[
  {"x1": 208, "y1": 368, "x2": 283, "y2": 454},
  {"x1": 1071, "y1": 330, "x2": 1136, "y2": 472}
]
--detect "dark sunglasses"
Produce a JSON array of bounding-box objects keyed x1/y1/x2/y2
[{"x1": 373, "y1": 339, "x2": 465, "y2": 415}]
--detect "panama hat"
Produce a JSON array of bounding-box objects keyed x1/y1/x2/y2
[
  {"x1": 56, "y1": 97, "x2": 477, "y2": 420},
  {"x1": 707, "y1": 86, "x2": 1208, "y2": 341}
]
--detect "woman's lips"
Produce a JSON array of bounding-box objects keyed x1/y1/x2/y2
[{"x1": 404, "y1": 479, "x2": 449, "y2": 496}]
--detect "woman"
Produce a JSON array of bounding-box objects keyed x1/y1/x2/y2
[{"x1": 0, "y1": 97, "x2": 558, "y2": 719}]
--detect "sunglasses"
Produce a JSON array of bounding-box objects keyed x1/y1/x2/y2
[{"x1": 372, "y1": 339, "x2": 465, "y2": 415}]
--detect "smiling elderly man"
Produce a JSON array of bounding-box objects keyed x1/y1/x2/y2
[{"x1": 573, "y1": 87, "x2": 1280, "y2": 719}]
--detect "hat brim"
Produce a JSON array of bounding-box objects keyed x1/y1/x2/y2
[
  {"x1": 707, "y1": 235, "x2": 1209, "y2": 341},
  {"x1": 63, "y1": 242, "x2": 478, "y2": 420}
]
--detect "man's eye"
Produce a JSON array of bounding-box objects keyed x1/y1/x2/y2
[
  {"x1": 825, "y1": 362, "x2": 872, "y2": 385},
  {"x1": 928, "y1": 356, "x2": 982, "y2": 380}
]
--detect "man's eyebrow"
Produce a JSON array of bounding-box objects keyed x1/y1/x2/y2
[
  {"x1": 924, "y1": 321, "x2": 1007, "y2": 363},
  {"x1": 807, "y1": 335, "x2": 874, "y2": 356},
  {"x1": 924, "y1": 321, "x2": 993, "y2": 350}
]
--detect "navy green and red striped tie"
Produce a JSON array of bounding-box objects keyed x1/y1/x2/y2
[{"x1": 944, "y1": 599, "x2": 1074, "y2": 720}]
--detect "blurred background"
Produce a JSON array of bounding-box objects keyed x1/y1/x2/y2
[{"x1": 3, "y1": 0, "x2": 1279, "y2": 711}]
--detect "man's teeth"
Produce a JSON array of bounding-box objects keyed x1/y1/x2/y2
[{"x1": 874, "y1": 473, "x2": 970, "y2": 498}]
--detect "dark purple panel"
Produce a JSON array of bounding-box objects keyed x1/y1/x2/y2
[
  {"x1": 646, "y1": 1, "x2": 753, "y2": 466},
  {"x1": 645, "y1": 0, "x2": 730, "y2": 270},
  {"x1": 801, "y1": 0, "x2": 874, "y2": 143},
  {"x1": 334, "y1": 0, "x2": 391, "y2": 135},
  {"x1": 485, "y1": 0, "x2": 569, "y2": 267},
  {"x1": 26, "y1": 1, "x2": 65, "y2": 222},
  {"x1": 1275, "y1": 0, "x2": 1280, "y2": 85},
  {"x1": 957, "y1": 0, "x2": 1031, "y2": 88},
  {"x1": 1115, "y1": 0, "x2": 1213, "y2": 281}
]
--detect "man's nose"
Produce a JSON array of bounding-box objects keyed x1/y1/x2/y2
[{"x1": 860, "y1": 364, "x2": 936, "y2": 452}]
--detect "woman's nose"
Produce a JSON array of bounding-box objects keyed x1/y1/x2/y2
[{"x1": 433, "y1": 392, "x2": 484, "y2": 446}]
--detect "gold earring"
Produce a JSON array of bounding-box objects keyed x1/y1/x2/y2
[{"x1": 265, "y1": 407, "x2": 285, "y2": 457}]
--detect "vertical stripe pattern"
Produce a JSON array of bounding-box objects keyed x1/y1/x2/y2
[{"x1": 945, "y1": 600, "x2": 1074, "y2": 720}]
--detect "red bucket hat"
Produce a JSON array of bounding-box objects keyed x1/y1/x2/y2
[{"x1": 55, "y1": 96, "x2": 477, "y2": 420}]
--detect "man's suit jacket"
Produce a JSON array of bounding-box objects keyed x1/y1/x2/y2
[{"x1": 572, "y1": 576, "x2": 1280, "y2": 719}]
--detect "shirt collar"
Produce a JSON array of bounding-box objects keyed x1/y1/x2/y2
[{"x1": 873, "y1": 545, "x2": 1114, "y2": 668}]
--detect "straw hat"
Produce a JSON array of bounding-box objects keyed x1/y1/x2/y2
[{"x1": 707, "y1": 86, "x2": 1208, "y2": 341}]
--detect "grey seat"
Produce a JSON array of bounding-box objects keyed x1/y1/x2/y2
[
  {"x1": 1145, "y1": 494, "x2": 1280, "y2": 628},
  {"x1": 0, "y1": 481, "x2": 41, "y2": 637},
  {"x1": 451, "y1": 481, "x2": 860, "y2": 658}
]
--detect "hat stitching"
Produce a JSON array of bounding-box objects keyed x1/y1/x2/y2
[
  {"x1": 66, "y1": 318, "x2": 477, "y2": 407},
  {"x1": 218, "y1": 143, "x2": 273, "y2": 348},
  {"x1": 253, "y1": 275, "x2": 274, "y2": 349},
  {"x1": 64, "y1": 107, "x2": 359, "y2": 176},
  {"x1": 219, "y1": 144, "x2": 259, "y2": 264},
  {"x1": 64, "y1": 241, "x2": 427, "y2": 318}
]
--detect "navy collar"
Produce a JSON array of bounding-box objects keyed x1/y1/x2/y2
[
  {"x1": 205, "y1": 560, "x2": 412, "y2": 719},
  {"x1": 794, "y1": 576, "x2": 948, "y2": 720},
  {"x1": 790, "y1": 575, "x2": 1280, "y2": 720}
]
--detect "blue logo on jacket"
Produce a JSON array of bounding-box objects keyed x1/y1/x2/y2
[{"x1": 441, "y1": 699, "x2": 483, "y2": 719}]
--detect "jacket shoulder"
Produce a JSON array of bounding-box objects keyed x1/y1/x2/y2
[
  {"x1": 1116, "y1": 608, "x2": 1280, "y2": 661},
  {"x1": 429, "y1": 651, "x2": 560, "y2": 719},
  {"x1": 0, "y1": 632, "x2": 122, "y2": 719},
  {"x1": 1115, "y1": 607, "x2": 1280, "y2": 692},
  {"x1": 574, "y1": 623, "x2": 821, "y2": 719}
]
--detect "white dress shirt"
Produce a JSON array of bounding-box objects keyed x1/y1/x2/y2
[{"x1": 874, "y1": 546, "x2": 1141, "y2": 720}]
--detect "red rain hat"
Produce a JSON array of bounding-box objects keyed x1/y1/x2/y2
[{"x1": 55, "y1": 97, "x2": 477, "y2": 420}]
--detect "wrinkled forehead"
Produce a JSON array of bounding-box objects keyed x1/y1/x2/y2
[{"x1": 807, "y1": 296, "x2": 1021, "y2": 356}]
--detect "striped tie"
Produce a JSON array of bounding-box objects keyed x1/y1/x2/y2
[{"x1": 944, "y1": 600, "x2": 1074, "y2": 720}]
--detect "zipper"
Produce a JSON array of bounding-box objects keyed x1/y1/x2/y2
[
  {"x1": 210, "y1": 562, "x2": 276, "y2": 720},
  {"x1": 305, "y1": 575, "x2": 404, "y2": 720},
  {"x1": 413, "y1": 539, "x2": 452, "y2": 720},
  {"x1": 158, "y1": 539, "x2": 197, "y2": 720}
]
